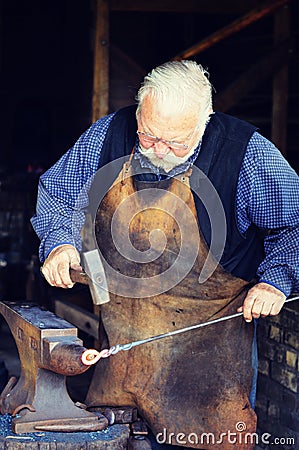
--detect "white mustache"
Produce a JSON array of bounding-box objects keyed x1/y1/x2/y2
[{"x1": 138, "y1": 145, "x2": 195, "y2": 172}]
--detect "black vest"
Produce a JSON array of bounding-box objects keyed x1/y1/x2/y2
[{"x1": 98, "y1": 105, "x2": 265, "y2": 281}]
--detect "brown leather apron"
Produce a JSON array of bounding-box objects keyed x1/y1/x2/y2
[{"x1": 86, "y1": 161, "x2": 257, "y2": 449}]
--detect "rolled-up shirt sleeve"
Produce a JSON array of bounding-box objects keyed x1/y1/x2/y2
[
  {"x1": 31, "y1": 114, "x2": 114, "y2": 262},
  {"x1": 237, "y1": 132, "x2": 299, "y2": 296}
]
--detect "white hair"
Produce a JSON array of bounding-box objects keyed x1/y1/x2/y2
[{"x1": 136, "y1": 60, "x2": 213, "y2": 119}]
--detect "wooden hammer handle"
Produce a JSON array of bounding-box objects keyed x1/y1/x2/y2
[{"x1": 70, "y1": 269, "x2": 89, "y2": 285}]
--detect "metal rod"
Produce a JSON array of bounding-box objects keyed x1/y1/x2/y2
[{"x1": 109, "y1": 295, "x2": 299, "y2": 354}]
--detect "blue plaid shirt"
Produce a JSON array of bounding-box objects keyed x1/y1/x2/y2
[{"x1": 31, "y1": 113, "x2": 299, "y2": 296}]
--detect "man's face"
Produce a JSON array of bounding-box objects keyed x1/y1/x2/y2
[{"x1": 137, "y1": 96, "x2": 201, "y2": 172}]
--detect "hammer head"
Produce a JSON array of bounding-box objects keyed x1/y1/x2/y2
[{"x1": 81, "y1": 249, "x2": 110, "y2": 305}]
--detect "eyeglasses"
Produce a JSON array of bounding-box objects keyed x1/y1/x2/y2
[{"x1": 137, "y1": 131, "x2": 189, "y2": 152}]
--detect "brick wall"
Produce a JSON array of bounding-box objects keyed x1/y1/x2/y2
[{"x1": 255, "y1": 305, "x2": 299, "y2": 449}]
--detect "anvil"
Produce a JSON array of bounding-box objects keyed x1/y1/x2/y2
[{"x1": 0, "y1": 301, "x2": 107, "y2": 433}]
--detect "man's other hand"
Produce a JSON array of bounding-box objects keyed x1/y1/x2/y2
[
  {"x1": 237, "y1": 282, "x2": 286, "y2": 322},
  {"x1": 41, "y1": 244, "x2": 82, "y2": 288}
]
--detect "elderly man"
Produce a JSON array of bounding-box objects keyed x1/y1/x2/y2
[{"x1": 31, "y1": 60, "x2": 299, "y2": 449}]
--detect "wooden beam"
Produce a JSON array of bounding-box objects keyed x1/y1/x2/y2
[
  {"x1": 110, "y1": 0, "x2": 263, "y2": 14},
  {"x1": 172, "y1": 0, "x2": 290, "y2": 60},
  {"x1": 92, "y1": 0, "x2": 109, "y2": 122},
  {"x1": 271, "y1": 4, "x2": 290, "y2": 155},
  {"x1": 214, "y1": 39, "x2": 293, "y2": 113}
]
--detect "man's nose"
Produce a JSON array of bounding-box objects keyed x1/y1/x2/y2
[{"x1": 152, "y1": 140, "x2": 171, "y2": 158}]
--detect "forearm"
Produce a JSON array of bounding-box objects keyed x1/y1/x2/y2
[
  {"x1": 257, "y1": 226, "x2": 299, "y2": 296},
  {"x1": 31, "y1": 116, "x2": 114, "y2": 262},
  {"x1": 34, "y1": 221, "x2": 83, "y2": 263},
  {"x1": 236, "y1": 133, "x2": 299, "y2": 320},
  {"x1": 31, "y1": 179, "x2": 87, "y2": 262}
]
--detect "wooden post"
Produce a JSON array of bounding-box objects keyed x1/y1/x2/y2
[
  {"x1": 92, "y1": 0, "x2": 109, "y2": 122},
  {"x1": 271, "y1": 4, "x2": 290, "y2": 156}
]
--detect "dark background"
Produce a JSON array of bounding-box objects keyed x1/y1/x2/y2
[
  {"x1": 1, "y1": 1, "x2": 298, "y2": 172},
  {"x1": 0, "y1": 0, "x2": 298, "y2": 300}
]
